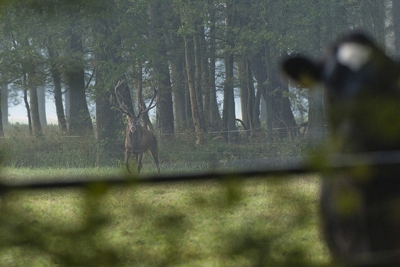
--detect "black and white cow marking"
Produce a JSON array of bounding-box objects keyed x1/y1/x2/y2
[{"x1": 282, "y1": 32, "x2": 400, "y2": 267}]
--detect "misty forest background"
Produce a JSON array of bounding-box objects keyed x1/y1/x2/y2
[
  {"x1": 0, "y1": 0, "x2": 399, "y2": 169},
  {"x1": 0, "y1": 2, "x2": 398, "y2": 266}
]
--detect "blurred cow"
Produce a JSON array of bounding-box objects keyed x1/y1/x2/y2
[{"x1": 281, "y1": 32, "x2": 400, "y2": 266}]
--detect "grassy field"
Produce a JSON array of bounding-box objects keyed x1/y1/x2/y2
[{"x1": 0, "y1": 168, "x2": 333, "y2": 267}]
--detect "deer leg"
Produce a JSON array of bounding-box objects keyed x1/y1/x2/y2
[
  {"x1": 137, "y1": 153, "x2": 143, "y2": 174},
  {"x1": 125, "y1": 150, "x2": 131, "y2": 172},
  {"x1": 150, "y1": 148, "x2": 160, "y2": 173}
]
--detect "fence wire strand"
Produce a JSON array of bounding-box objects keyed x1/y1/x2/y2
[
  {"x1": 2, "y1": 150, "x2": 400, "y2": 266},
  {"x1": 2, "y1": 150, "x2": 400, "y2": 191}
]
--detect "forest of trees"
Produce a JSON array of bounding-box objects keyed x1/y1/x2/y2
[{"x1": 0, "y1": 0, "x2": 399, "y2": 150}]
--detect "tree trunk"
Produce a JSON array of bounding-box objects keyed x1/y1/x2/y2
[
  {"x1": 23, "y1": 75, "x2": 32, "y2": 135},
  {"x1": 135, "y1": 60, "x2": 154, "y2": 132},
  {"x1": 254, "y1": 86, "x2": 261, "y2": 130},
  {"x1": 308, "y1": 0, "x2": 325, "y2": 142},
  {"x1": 95, "y1": 73, "x2": 123, "y2": 165},
  {"x1": 222, "y1": 0, "x2": 237, "y2": 144},
  {"x1": 93, "y1": 12, "x2": 127, "y2": 165},
  {"x1": 201, "y1": 24, "x2": 211, "y2": 128},
  {"x1": 53, "y1": 68, "x2": 67, "y2": 133},
  {"x1": 361, "y1": 1, "x2": 385, "y2": 41},
  {"x1": 48, "y1": 44, "x2": 67, "y2": 133},
  {"x1": 274, "y1": 78, "x2": 298, "y2": 138},
  {"x1": 251, "y1": 48, "x2": 273, "y2": 142},
  {"x1": 64, "y1": 89, "x2": 70, "y2": 128},
  {"x1": 238, "y1": 57, "x2": 258, "y2": 137},
  {"x1": 65, "y1": 22, "x2": 92, "y2": 136},
  {"x1": 308, "y1": 87, "x2": 325, "y2": 141},
  {"x1": 1, "y1": 83, "x2": 8, "y2": 128},
  {"x1": 207, "y1": 5, "x2": 221, "y2": 131},
  {"x1": 184, "y1": 33, "x2": 205, "y2": 145},
  {"x1": 0, "y1": 84, "x2": 4, "y2": 137},
  {"x1": 193, "y1": 21, "x2": 206, "y2": 133},
  {"x1": 238, "y1": 58, "x2": 249, "y2": 136},
  {"x1": 29, "y1": 86, "x2": 42, "y2": 136},
  {"x1": 264, "y1": 45, "x2": 275, "y2": 142},
  {"x1": 170, "y1": 53, "x2": 188, "y2": 131},
  {"x1": 150, "y1": 1, "x2": 174, "y2": 138},
  {"x1": 222, "y1": 54, "x2": 237, "y2": 144},
  {"x1": 185, "y1": 83, "x2": 193, "y2": 130},
  {"x1": 169, "y1": 9, "x2": 189, "y2": 132},
  {"x1": 393, "y1": 0, "x2": 400, "y2": 56},
  {"x1": 37, "y1": 86, "x2": 47, "y2": 126},
  {"x1": 267, "y1": 42, "x2": 297, "y2": 139}
]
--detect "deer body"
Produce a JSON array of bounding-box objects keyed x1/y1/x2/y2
[
  {"x1": 114, "y1": 80, "x2": 160, "y2": 174},
  {"x1": 124, "y1": 118, "x2": 160, "y2": 173}
]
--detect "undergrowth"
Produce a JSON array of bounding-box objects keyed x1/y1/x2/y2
[{"x1": 0, "y1": 124, "x2": 311, "y2": 170}]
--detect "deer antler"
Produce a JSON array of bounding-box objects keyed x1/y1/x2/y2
[
  {"x1": 138, "y1": 87, "x2": 158, "y2": 117},
  {"x1": 113, "y1": 80, "x2": 131, "y2": 116}
]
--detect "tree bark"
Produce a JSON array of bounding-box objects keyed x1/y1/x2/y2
[
  {"x1": 206, "y1": 6, "x2": 221, "y2": 132},
  {"x1": 150, "y1": 1, "x2": 174, "y2": 138},
  {"x1": 37, "y1": 86, "x2": 47, "y2": 126},
  {"x1": 29, "y1": 85, "x2": 42, "y2": 136},
  {"x1": 1, "y1": 83, "x2": 8, "y2": 128},
  {"x1": 169, "y1": 4, "x2": 190, "y2": 132},
  {"x1": 0, "y1": 84, "x2": 4, "y2": 137},
  {"x1": 238, "y1": 57, "x2": 258, "y2": 137},
  {"x1": 251, "y1": 49, "x2": 272, "y2": 142},
  {"x1": 48, "y1": 43, "x2": 67, "y2": 133},
  {"x1": 65, "y1": 27, "x2": 93, "y2": 136},
  {"x1": 238, "y1": 58, "x2": 249, "y2": 137},
  {"x1": 135, "y1": 60, "x2": 154, "y2": 132},
  {"x1": 308, "y1": 0, "x2": 325, "y2": 142},
  {"x1": 23, "y1": 74, "x2": 32, "y2": 135},
  {"x1": 193, "y1": 21, "x2": 206, "y2": 133},
  {"x1": 184, "y1": 33, "x2": 205, "y2": 145},
  {"x1": 393, "y1": 0, "x2": 400, "y2": 56},
  {"x1": 93, "y1": 12, "x2": 127, "y2": 165},
  {"x1": 222, "y1": 53, "x2": 237, "y2": 143},
  {"x1": 170, "y1": 53, "x2": 188, "y2": 131},
  {"x1": 222, "y1": 0, "x2": 237, "y2": 144}
]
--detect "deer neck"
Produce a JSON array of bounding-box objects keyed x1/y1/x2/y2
[{"x1": 126, "y1": 124, "x2": 144, "y2": 148}]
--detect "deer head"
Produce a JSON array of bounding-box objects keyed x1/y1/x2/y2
[{"x1": 114, "y1": 80, "x2": 157, "y2": 131}]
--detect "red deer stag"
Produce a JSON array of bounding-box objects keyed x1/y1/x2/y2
[
  {"x1": 114, "y1": 80, "x2": 160, "y2": 174},
  {"x1": 282, "y1": 32, "x2": 400, "y2": 266}
]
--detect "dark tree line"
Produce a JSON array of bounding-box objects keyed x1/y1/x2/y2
[{"x1": 0, "y1": 0, "x2": 397, "y2": 151}]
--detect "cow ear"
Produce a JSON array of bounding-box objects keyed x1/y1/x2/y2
[{"x1": 281, "y1": 56, "x2": 322, "y2": 88}]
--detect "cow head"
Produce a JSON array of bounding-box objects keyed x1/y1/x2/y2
[{"x1": 282, "y1": 31, "x2": 400, "y2": 151}]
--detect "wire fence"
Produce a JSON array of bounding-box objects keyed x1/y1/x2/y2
[
  {"x1": 2, "y1": 149, "x2": 400, "y2": 189},
  {"x1": 1, "y1": 139, "x2": 400, "y2": 266},
  {"x1": 0, "y1": 126, "x2": 321, "y2": 169},
  {"x1": 0, "y1": 129, "x2": 400, "y2": 266}
]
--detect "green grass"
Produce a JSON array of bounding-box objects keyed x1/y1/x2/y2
[
  {"x1": 2, "y1": 167, "x2": 124, "y2": 180},
  {"x1": 0, "y1": 168, "x2": 334, "y2": 267}
]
